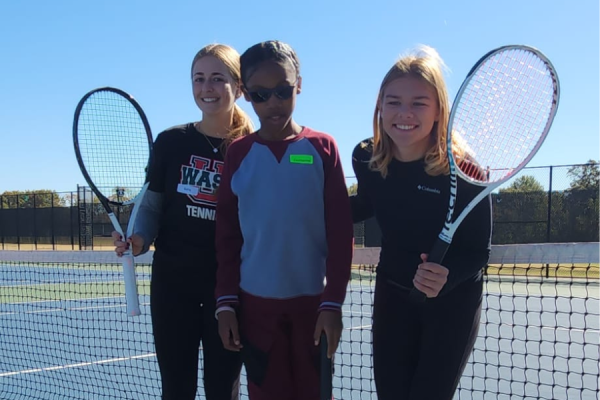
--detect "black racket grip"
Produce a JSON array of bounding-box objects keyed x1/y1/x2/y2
[
  {"x1": 320, "y1": 332, "x2": 333, "y2": 400},
  {"x1": 409, "y1": 238, "x2": 451, "y2": 303}
]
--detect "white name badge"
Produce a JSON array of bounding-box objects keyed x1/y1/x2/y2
[{"x1": 177, "y1": 184, "x2": 199, "y2": 196}]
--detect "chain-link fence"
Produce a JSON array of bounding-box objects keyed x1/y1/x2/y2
[
  {"x1": 0, "y1": 186, "x2": 133, "y2": 250},
  {"x1": 1, "y1": 163, "x2": 598, "y2": 250}
]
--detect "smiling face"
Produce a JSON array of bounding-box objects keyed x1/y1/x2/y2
[
  {"x1": 379, "y1": 75, "x2": 440, "y2": 161},
  {"x1": 243, "y1": 60, "x2": 301, "y2": 138},
  {"x1": 191, "y1": 55, "x2": 240, "y2": 117}
]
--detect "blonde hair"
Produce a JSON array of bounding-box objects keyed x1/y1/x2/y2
[
  {"x1": 370, "y1": 45, "x2": 464, "y2": 177},
  {"x1": 191, "y1": 44, "x2": 254, "y2": 150}
]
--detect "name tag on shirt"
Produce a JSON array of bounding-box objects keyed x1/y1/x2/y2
[
  {"x1": 290, "y1": 154, "x2": 313, "y2": 164},
  {"x1": 177, "y1": 184, "x2": 199, "y2": 196}
]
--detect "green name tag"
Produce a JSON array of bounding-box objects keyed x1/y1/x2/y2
[{"x1": 290, "y1": 154, "x2": 313, "y2": 164}]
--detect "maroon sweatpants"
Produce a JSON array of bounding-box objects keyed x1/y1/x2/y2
[{"x1": 239, "y1": 292, "x2": 322, "y2": 400}]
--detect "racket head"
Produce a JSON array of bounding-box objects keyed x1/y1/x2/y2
[
  {"x1": 447, "y1": 45, "x2": 560, "y2": 186},
  {"x1": 73, "y1": 87, "x2": 153, "y2": 206}
]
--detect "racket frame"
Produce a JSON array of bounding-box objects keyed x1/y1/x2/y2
[{"x1": 73, "y1": 87, "x2": 154, "y2": 316}]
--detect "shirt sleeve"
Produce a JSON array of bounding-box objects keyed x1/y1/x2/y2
[
  {"x1": 214, "y1": 146, "x2": 243, "y2": 310},
  {"x1": 133, "y1": 189, "x2": 163, "y2": 255},
  {"x1": 350, "y1": 143, "x2": 374, "y2": 223},
  {"x1": 147, "y1": 133, "x2": 166, "y2": 193},
  {"x1": 318, "y1": 137, "x2": 354, "y2": 313},
  {"x1": 132, "y1": 133, "x2": 166, "y2": 255}
]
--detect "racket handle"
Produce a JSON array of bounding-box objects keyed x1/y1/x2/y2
[
  {"x1": 426, "y1": 237, "x2": 451, "y2": 265},
  {"x1": 122, "y1": 254, "x2": 141, "y2": 316},
  {"x1": 409, "y1": 238, "x2": 451, "y2": 303},
  {"x1": 320, "y1": 332, "x2": 333, "y2": 400}
]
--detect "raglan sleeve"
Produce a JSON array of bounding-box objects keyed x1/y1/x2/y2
[
  {"x1": 318, "y1": 136, "x2": 354, "y2": 313},
  {"x1": 214, "y1": 144, "x2": 244, "y2": 314},
  {"x1": 349, "y1": 141, "x2": 374, "y2": 223}
]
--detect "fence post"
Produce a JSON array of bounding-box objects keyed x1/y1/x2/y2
[
  {"x1": 51, "y1": 193, "x2": 56, "y2": 250},
  {"x1": 16, "y1": 194, "x2": 20, "y2": 250},
  {"x1": 0, "y1": 195, "x2": 3, "y2": 250},
  {"x1": 33, "y1": 193, "x2": 37, "y2": 250},
  {"x1": 70, "y1": 191, "x2": 75, "y2": 250},
  {"x1": 545, "y1": 166, "x2": 553, "y2": 278}
]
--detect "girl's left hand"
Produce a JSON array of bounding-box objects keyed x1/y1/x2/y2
[{"x1": 413, "y1": 253, "x2": 449, "y2": 298}]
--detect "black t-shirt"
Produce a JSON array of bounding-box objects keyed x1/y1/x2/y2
[
  {"x1": 350, "y1": 138, "x2": 492, "y2": 294},
  {"x1": 148, "y1": 122, "x2": 225, "y2": 266}
]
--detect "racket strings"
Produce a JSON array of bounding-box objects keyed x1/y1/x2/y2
[
  {"x1": 452, "y1": 48, "x2": 557, "y2": 184},
  {"x1": 76, "y1": 91, "x2": 150, "y2": 201}
]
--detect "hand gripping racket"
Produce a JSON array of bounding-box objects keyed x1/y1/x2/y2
[
  {"x1": 73, "y1": 87, "x2": 154, "y2": 316},
  {"x1": 410, "y1": 45, "x2": 560, "y2": 302}
]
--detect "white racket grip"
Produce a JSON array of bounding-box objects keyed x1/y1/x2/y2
[{"x1": 121, "y1": 253, "x2": 141, "y2": 316}]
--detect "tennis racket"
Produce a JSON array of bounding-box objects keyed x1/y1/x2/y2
[
  {"x1": 410, "y1": 45, "x2": 560, "y2": 302},
  {"x1": 320, "y1": 332, "x2": 334, "y2": 400},
  {"x1": 73, "y1": 87, "x2": 154, "y2": 316}
]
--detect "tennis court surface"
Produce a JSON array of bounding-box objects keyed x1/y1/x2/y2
[{"x1": 1, "y1": 243, "x2": 598, "y2": 399}]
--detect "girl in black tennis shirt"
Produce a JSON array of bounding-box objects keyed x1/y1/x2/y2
[
  {"x1": 350, "y1": 46, "x2": 492, "y2": 400},
  {"x1": 112, "y1": 44, "x2": 253, "y2": 400}
]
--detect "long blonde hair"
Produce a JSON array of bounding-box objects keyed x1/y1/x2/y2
[
  {"x1": 191, "y1": 44, "x2": 254, "y2": 149},
  {"x1": 370, "y1": 45, "x2": 464, "y2": 177}
]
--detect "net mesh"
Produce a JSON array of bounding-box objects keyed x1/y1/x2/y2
[
  {"x1": 75, "y1": 90, "x2": 151, "y2": 202},
  {"x1": 1, "y1": 243, "x2": 598, "y2": 399}
]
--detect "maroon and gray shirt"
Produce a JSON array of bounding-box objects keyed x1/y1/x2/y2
[{"x1": 215, "y1": 127, "x2": 354, "y2": 313}]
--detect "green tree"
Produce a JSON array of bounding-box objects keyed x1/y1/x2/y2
[
  {"x1": 501, "y1": 175, "x2": 545, "y2": 192},
  {"x1": 567, "y1": 160, "x2": 599, "y2": 191},
  {"x1": 0, "y1": 190, "x2": 65, "y2": 208}
]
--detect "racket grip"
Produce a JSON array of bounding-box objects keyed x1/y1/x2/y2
[
  {"x1": 122, "y1": 254, "x2": 141, "y2": 316},
  {"x1": 426, "y1": 237, "x2": 451, "y2": 265},
  {"x1": 409, "y1": 238, "x2": 451, "y2": 303},
  {"x1": 320, "y1": 332, "x2": 333, "y2": 400}
]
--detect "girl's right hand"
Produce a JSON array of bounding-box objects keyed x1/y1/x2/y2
[
  {"x1": 111, "y1": 231, "x2": 144, "y2": 257},
  {"x1": 217, "y1": 311, "x2": 243, "y2": 352}
]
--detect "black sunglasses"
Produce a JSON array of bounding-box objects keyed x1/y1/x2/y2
[{"x1": 246, "y1": 84, "x2": 296, "y2": 104}]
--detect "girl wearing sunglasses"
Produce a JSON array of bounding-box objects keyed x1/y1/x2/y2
[{"x1": 214, "y1": 40, "x2": 354, "y2": 400}]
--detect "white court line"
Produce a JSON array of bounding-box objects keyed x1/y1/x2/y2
[
  {"x1": 0, "y1": 353, "x2": 156, "y2": 377},
  {"x1": 2, "y1": 279, "x2": 151, "y2": 289},
  {"x1": 0, "y1": 301, "x2": 151, "y2": 316},
  {"x1": 347, "y1": 324, "x2": 372, "y2": 330},
  {"x1": 5, "y1": 296, "x2": 124, "y2": 305},
  {"x1": 0, "y1": 324, "x2": 375, "y2": 379}
]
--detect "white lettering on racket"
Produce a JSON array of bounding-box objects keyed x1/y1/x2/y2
[
  {"x1": 439, "y1": 168, "x2": 458, "y2": 243},
  {"x1": 186, "y1": 205, "x2": 216, "y2": 221}
]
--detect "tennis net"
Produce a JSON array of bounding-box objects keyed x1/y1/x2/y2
[{"x1": 1, "y1": 243, "x2": 598, "y2": 399}]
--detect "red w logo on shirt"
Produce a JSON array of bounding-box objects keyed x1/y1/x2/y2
[{"x1": 180, "y1": 156, "x2": 224, "y2": 206}]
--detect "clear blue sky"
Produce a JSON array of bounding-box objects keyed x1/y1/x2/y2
[{"x1": 0, "y1": 0, "x2": 598, "y2": 193}]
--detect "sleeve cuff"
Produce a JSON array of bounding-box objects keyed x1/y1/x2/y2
[
  {"x1": 215, "y1": 306, "x2": 236, "y2": 320},
  {"x1": 318, "y1": 301, "x2": 343, "y2": 313},
  {"x1": 216, "y1": 295, "x2": 239, "y2": 309}
]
